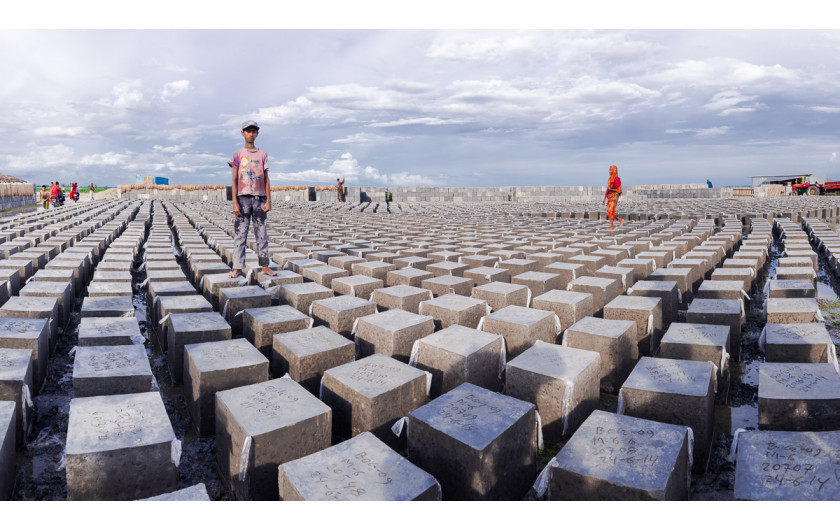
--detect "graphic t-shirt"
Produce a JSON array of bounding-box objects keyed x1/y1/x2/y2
[{"x1": 228, "y1": 148, "x2": 268, "y2": 196}]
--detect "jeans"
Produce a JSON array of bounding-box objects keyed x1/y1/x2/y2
[{"x1": 233, "y1": 194, "x2": 269, "y2": 269}]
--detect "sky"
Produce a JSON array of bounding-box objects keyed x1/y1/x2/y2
[{"x1": 2, "y1": 3, "x2": 840, "y2": 189}]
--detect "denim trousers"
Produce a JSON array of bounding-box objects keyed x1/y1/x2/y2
[{"x1": 233, "y1": 194, "x2": 269, "y2": 269}]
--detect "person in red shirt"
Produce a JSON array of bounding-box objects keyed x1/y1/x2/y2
[
  {"x1": 71, "y1": 182, "x2": 78, "y2": 201},
  {"x1": 601, "y1": 165, "x2": 624, "y2": 230}
]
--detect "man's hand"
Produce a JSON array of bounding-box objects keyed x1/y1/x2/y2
[
  {"x1": 233, "y1": 200, "x2": 241, "y2": 217},
  {"x1": 262, "y1": 201, "x2": 271, "y2": 213}
]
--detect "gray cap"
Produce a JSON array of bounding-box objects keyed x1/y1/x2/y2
[{"x1": 241, "y1": 120, "x2": 260, "y2": 130}]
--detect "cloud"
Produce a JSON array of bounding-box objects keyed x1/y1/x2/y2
[
  {"x1": 331, "y1": 132, "x2": 405, "y2": 145},
  {"x1": 666, "y1": 126, "x2": 732, "y2": 136},
  {"x1": 34, "y1": 126, "x2": 86, "y2": 138},
  {"x1": 811, "y1": 106, "x2": 840, "y2": 113},
  {"x1": 153, "y1": 143, "x2": 191, "y2": 153},
  {"x1": 644, "y1": 57, "x2": 799, "y2": 88},
  {"x1": 80, "y1": 152, "x2": 130, "y2": 166},
  {"x1": 705, "y1": 89, "x2": 761, "y2": 115},
  {"x1": 161, "y1": 80, "x2": 190, "y2": 101},
  {"x1": 109, "y1": 80, "x2": 144, "y2": 108},
  {"x1": 273, "y1": 152, "x2": 441, "y2": 186}
]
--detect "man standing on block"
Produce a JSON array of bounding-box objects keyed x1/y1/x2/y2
[
  {"x1": 229, "y1": 120, "x2": 277, "y2": 279},
  {"x1": 336, "y1": 176, "x2": 345, "y2": 202}
]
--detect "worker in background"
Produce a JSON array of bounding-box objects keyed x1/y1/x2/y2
[{"x1": 707, "y1": 179, "x2": 713, "y2": 188}]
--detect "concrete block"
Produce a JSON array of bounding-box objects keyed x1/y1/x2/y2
[
  {"x1": 563, "y1": 316, "x2": 638, "y2": 393},
  {"x1": 322, "y1": 353, "x2": 428, "y2": 447},
  {"x1": 412, "y1": 324, "x2": 504, "y2": 396},
  {"x1": 767, "y1": 279, "x2": 816, "y2": 298},
  {"x1": 354, "y1": 309, "x2": 435, "y2": 362},
  {"x1": 332, "y1": 275, "x2": 384, "y2": 299},
  {"x1": 471, "y1": 281, "x2": 529, "y2": 311},
  {"x1": 762, "y1": 323, "x2": 834, "y2": 364},
  {"x1": 618, "y1": 357, "x2": 716, "y2": 472},
  {"x1": 0, "y1": 401, "x2": 14, "y2": 500},
  {"x1": 272, "y1": 326, "x2": 355, "y2": 392},
  {"x1": 0, "y1": 348, "x2": 33, "y2": 448},
  {"x1": 215, "y1": 378, "x2": 331, "y2": 500},
  {"x1": 734, "y1": 430, "x2": 840, "y2": 500},
  {"x1": 184, "y1": 338, "x2": 269, "y2": 435},
  {"x1": 627, "y1": 280, "x2": 681, "y2": 328},
  {"x1": 568, "y1": 276, "x2": 620, "y2": 316},
  {"x1": 480, "y1": 305, "x2": 559, "y2": 359},
  {"x1": 385, "y1": 268, "x2": 434, "y2": 287},
  {"x1": 278, "y1": 431, "x2": 440, "y2": 500},
  {"x1": 371, "y1": 285, "x2": 433, "y2": 313},
  {"x1": 80, "y1": 295, "x2": 134, "y2": 318},
  {"x1": 546, "y1": 410, "x2": 691, "y2": 500},
  {"x1": 65, "y1": 392, "x2": 179, "y2": 500},
  {"x1": 530, "y1": 289, "x2": 594, "y2": 332},
  {"x1": 72, "y1": 344, "x2": 154, "y2": 398},
  {"x1": 765, "y1": 298, "x2": 822, "y2": 324},
  {"x1": 408, "y1": 382, "x2": 537, "y2": 500},
  {"x1": 505, "y1": 340, "x2": 600, "y2": 442},
  {"x1": 603, "y1": 295, "x2": 663, "y2": 356},
  {"x1": 421, "y1": 275, "x2": 481, "y2": 297},
  {"x1": 167, "y1": 312, "x2": 232, "y2": 384},
  {"x1": 758, "y1": 363, "x2": 840, "y2": 431},
  {"x1": 278, "y1": 283, "x2": 333, "y2": 314},
  {"x1": 0, "y1": 317, "x2": 50, "y2": 393},
  {"x1": 418, "y1": 293, "x2": 487, "y2": 330},
  {"x1": 219, "y1": 285, "x2": 271, "y2": 335}
]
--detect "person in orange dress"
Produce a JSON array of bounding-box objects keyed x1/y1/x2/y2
[{"x1": 601, "y1": 164, "x2": 624, "y2": 230}]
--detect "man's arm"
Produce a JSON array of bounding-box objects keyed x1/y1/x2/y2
[
  {"x1": 231, "y1": 165, "x2": 241, "y2": 216},
  {"x1": 262, "y1": 170, "x2": 271, "y2": 212}
]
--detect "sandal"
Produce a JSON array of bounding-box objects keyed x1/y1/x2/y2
[{"x1": 229, "y1": 270, "x2": 243, "y2": 278}]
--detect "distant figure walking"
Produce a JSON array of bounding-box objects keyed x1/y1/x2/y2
[
  {"x1": 89, "y1": 182, "x2": 95, "y2": 200},
  {"x1": 40, "y1": 185, "x2": 49, "y2": 210},
  {"x1": 707, "y1": 179, "x2": 713, "y2": 188},
  {"x1": 602, "y1": 165, "x2": 624, "y2": 230},
  {"x1": 336, "y1": 176, "x2": 345, "y2": 202}
]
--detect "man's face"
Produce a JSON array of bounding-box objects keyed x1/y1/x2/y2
[{"x1": 242, "y1": 127, "x2": 259, "y2": 142}]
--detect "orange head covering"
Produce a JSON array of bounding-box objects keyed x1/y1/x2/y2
[{"x1": 609, "y1": 165, "x2": 617, "y2": 179}]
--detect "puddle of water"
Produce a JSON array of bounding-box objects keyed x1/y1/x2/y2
[{"x1": 817, "y1": 281, "x2": 838, "y2": 301}]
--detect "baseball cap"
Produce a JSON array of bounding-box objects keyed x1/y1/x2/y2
[{"x1": 241, "y1": 120, "x2": 260, "y2": 131}]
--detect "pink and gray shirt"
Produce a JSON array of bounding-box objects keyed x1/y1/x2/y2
[{"x1": 228, "y1": 148, "x2": 268, "y2": 196}]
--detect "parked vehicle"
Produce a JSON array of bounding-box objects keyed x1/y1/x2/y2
[{"x1": 791, "y1": 181, "x2": 825, "y2": 195}]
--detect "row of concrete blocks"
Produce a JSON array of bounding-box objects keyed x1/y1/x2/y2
[{"x1": 0, "y1": 198, "x2": 145, "y2": 500}]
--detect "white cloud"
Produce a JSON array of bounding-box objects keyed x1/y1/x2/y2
[
  {"x1": 666, "y1": 126, "x2": 732, "y2": 136},
  {"x1": 153, "y1": 143, "x2": 191, "y2": 153},
  {"x1": 1, "y1": 143, "x2": 75, "y2": 170},
  {"x1": 274, "y1": 152, "x2": 441, "y2": 186},
  {"x1": 34, "y1": 126, "x2": 85, "y2": 138},
  {"x1": 704, "y1": 89, "x2": 762, "y2": 116},
  {"x1": 332, "y1": 132, "x2": 405, "y2": 145},
  {"x1": 367, "y1": 117, "x2": 469, "y2": 128},
  {"x1": 110, "y1": 80, "x2": 144, "y2": 108},
  {"x1": 80, "y1": 152, "x2": 130, "y2": 166},
  {"x1": 811, "y1": 106, "x2": 840, "y2": 113},
  {"x1": 161, "y1": 80, "x2": 190, "y2": 101},
  {"x1": 644, "y1": 57, "x2": 798, "y2": 88}
]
